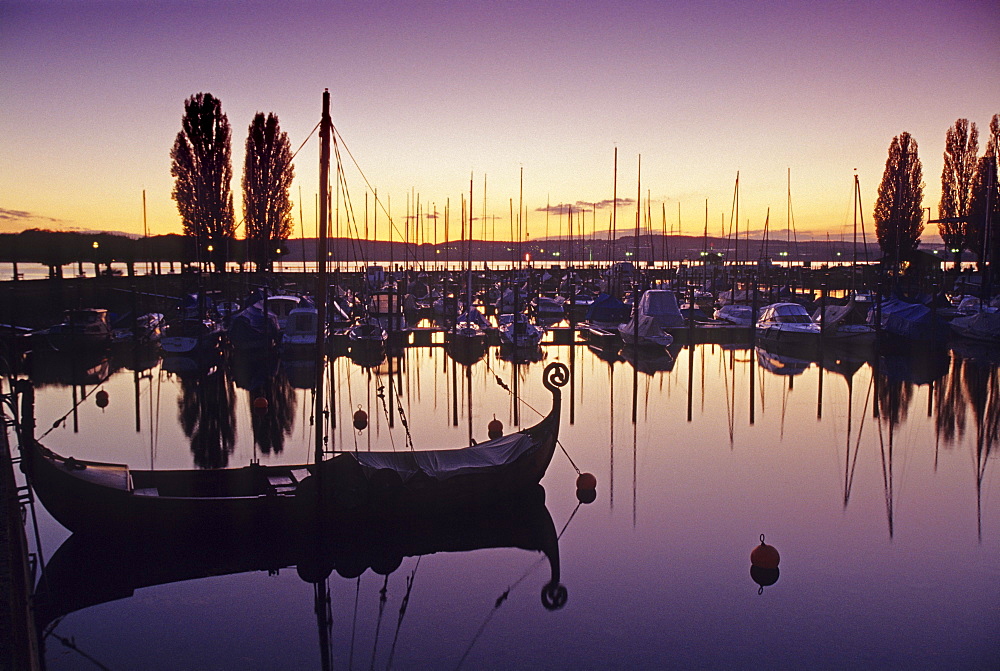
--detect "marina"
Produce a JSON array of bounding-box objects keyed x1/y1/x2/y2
[
  {"x1": 1, "y1": 272, "x2": 998, "y2": 667},
  {"x1": 4, "y1": 3, "x2": 998, "y2": 665}
]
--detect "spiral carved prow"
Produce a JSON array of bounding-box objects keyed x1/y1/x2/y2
[{"x1": 542, "y1": 362, "x2": 569, "y2": 396}]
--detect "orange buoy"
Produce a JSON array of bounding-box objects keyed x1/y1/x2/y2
[
  {"x1": 95, "y1": 390, "x2": 109, "y2": 409},
  {"x1": 750, "y1": 534, "x2": 780, "y2": 569},
  {"x1": 252, "y1": 397, "x2": 269, "y2": 415},
  {"x1": 353, "y1": 407, "x2": 368, "y2": 431},
  {"x1": 488, "y1": 415, "x2": 503, "y2": 439},
  {"x1": 576, "y1": 472, "x2": 597, "y2": 490}
]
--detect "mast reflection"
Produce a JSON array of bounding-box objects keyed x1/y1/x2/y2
[{"x1": 34, "y1": 485, "x2": 565, "y2": 668}]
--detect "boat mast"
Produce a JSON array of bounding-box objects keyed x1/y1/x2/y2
[{"x1": 315, "y1": 89, "x2": 332, "y2": 465}]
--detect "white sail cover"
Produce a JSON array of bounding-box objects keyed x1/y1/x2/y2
[{"x1": 354, "y1": 432, "x2": 535, "y2": 482}]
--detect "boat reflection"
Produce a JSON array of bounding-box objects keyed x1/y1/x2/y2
[
  {"x1": 620, "y1": 341, "x2": 681, "y2": 375},
  {"x1": 34, "y1": 485, "x2": 565, "y2": 665},
  {"x1": 755, "y1": 346, "x2": 813, "y2": 377},
  {"x1": 281, "y1": 356, "x2": 318, "y2": 389},
  {"x1": 27, "y1": 350, "x2": 111, "y2": 388}
]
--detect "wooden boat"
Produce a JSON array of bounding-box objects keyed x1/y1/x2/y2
[{"x1": 17, "y1": 362, "x2": 568, "y2": 536}]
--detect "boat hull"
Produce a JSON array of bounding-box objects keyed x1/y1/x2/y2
[{"x1": 18, "y1": 363, "x2": 567, "y2": 535}]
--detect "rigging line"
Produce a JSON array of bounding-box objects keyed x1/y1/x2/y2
[
  {"x1": 45, "y1": 627, "x2": 112, "y2": 671},
  {"x1": 386, "y1": 557, "x2": 421, "y2": 670},
  {"x1": 455, "y1": 545, "x2": 552, "y2": 671},
  {"x1": 289, "y1": 119, "x2": 321, "y2": 163},
  {"x1": 37, "y1": 377, "x2": 111, "y2": 441},
  {"x1": 375, "y1": 380, "x2": 399, "y2": 452},
  {"x1": 350, "y1": 575, "x2": 361, "y2": 671},
  {"x1": 369, "y1": 574, "x2": 390, "y2": 671},
  {"x1": 331, "y1": 125, "x2": 422, "y2": 267},
  {"x1": 483, "y1": 359, "x2": 580, "y2": 472}
]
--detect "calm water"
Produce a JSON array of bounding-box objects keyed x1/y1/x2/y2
[{"x1": 13, "y1": 338, "x2": 999, "y2": 670}]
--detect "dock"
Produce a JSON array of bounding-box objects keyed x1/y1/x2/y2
[{"x1": 0, "y1": 383, "x2": 41, "y2": 671}]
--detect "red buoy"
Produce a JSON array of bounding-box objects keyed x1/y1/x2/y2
[
  {"x1": 576, "y1": 472, "x2": 597, "y2": 490},
  {"x1": 750, "y1": 534, "x2": 780, "y2": 569},
  {"x1": 353, "y1": 407, "x2": 368, "y2": 431},
  {"x1": 253, "y1": 397, "x2": 269, "y2": 415},
  {"x1": 95, "y1": 390, "x2": 109, "y2": 409},
  {"x1": 488, "y1": 415, "x2": 503, "y2": 439}
]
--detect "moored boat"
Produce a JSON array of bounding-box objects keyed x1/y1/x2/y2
[
  {"x1": 16, "y1": 362, "x2": 568, "y2": 535},
  {"x1": 755, "y1": 302, "x2": 821, "y2": 349},
  {"x1": 33, "y1": 308, "x2": 113, "y2": 352}
]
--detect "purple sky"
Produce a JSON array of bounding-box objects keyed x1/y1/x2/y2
[{"x1": 2, "y1": 0, "x2": 997, "y2": 244}]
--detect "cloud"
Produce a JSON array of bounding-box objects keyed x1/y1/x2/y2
[
  {"x1": 535, "y1": 198, "x2": 635, "y2": 215},
  {"x1": 0, "y1": 207, "x2": 63, "y2": 224}
]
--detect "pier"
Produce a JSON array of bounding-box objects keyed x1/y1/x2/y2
[{"x1": 0, "y1": 382, "x2": 41, "y2": 671}]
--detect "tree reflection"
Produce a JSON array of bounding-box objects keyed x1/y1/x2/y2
[
  {"x1": 173, "y1": 355, "x2": 237, "y2": 468},
  {"x1": 232, "y1": 350, "x2": 296, "y2": 455}
]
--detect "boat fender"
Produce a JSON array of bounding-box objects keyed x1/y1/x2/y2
[
  {"x1": 353, "y1": 407, "x2": 368, "y2": 431},
  {"x1": 488, "y1": 415, "x2": 503, "y2": 439}
]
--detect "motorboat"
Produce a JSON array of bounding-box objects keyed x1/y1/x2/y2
[
  {"x1": 33, "y1": 308, "x2": 112, "y2": 352},
  {"x1": 755, "y1": 302, "x2": 821, "y2": 348}
]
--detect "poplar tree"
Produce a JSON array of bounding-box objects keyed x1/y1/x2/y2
[
  {"x1": 874, "y1": 132, "x2": 924, "y2": 270},
  {"x1": 243, "y1": 112, "x2": 295, "y2": 272},
  {"x1": 969, "y1": 114, "x2": 1000, "y2": 268},
  {"x1": 170, "y1": 93, "x2": 235, "y2": 272},
  {"x1": 939, "y1": 119, "x2": 978, "y2": 267}
]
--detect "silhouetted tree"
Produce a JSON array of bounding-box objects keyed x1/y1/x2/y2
[
  {"x1": 874, "y1": 132, "x2": 924, "y2": 270},
  {"x1": 170, "y1": 93, "x2": 235, "y2": 272},
  {"x1": 939, "y1": 119, "x2": 978, "y2": 267},
  {"x1": 243, "y1": 112, "x2": 295, "y2": 272},
  {"x1": 969, "y1": 114, "x2": 1000, "y2": 268}
]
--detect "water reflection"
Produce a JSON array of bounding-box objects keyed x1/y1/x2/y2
[
  {"x1": 34, "y1": 485, "x2": 564, "y2": 669},
  {"x1": 20, "y1": 338, "x2": 998, "y2": 668},
  {"x1": 167, "y1": 352, "x2": 237, "y2": 468},
  {"x1": 28, "y1": 350, "x2": 110, "y2": 389},
  {"x1": 232, "y1": 351, "x2": 297, "y2": 455}
]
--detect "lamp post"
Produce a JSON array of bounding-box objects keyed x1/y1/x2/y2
[{"x1": 92, "y1": 241, "x2": 100, "y2": 276}]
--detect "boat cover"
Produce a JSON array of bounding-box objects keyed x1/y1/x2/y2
[
  {"x1": 636, "y1": 290, "x2": 685, "y2": 327},
  {"x1": 871, "y1": 298, "x2": 948, "y2": 343},
  {"x1": 586, "y1": 293, "x2": 631, "y2": 324},
  {"x1": 353, "y1": 432, "x2": 535, "y2": 483}
]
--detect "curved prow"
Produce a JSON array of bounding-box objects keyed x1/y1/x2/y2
[{"x1": 542, "y1": 361, "x2": 569, "y2": 407}]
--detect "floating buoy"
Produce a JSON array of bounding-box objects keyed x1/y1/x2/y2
[
  {"x1": 353, "y1": 407, "x2": 368, "y2": 431},
  {"x1": 252, "y1": 397, "x2": 269, "y2": 415},
  {"x1": 488, "y1": 415, "x2": 503, "y2": 439},
  {"x1": 750, "y1": 534, "x2": 780, "y2": 569},
  {"x1": 576, "y1": 487, "x2": 597, "y2": 504},
  {"x1": 95, "y1": 390, "x2": 109, "y2": 409},
  {"x1": 576, "y1": 472, "x2": 597, "y2": 490}
]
